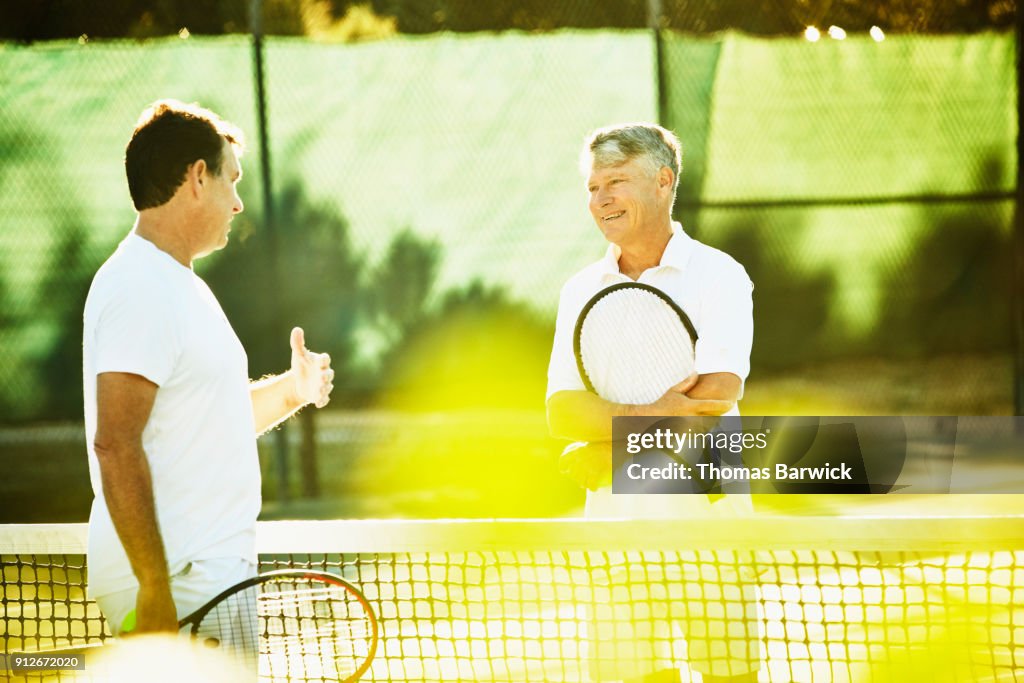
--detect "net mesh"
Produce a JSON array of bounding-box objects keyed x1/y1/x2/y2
[{"x1": 2, "y1": 517, "x2": 1023, "y2": 681}]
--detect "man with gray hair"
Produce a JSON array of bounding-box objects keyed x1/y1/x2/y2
[{"x1": 546, "y1": 123, "x2": 758, "y2": 682}]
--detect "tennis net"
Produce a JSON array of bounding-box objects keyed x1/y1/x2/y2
[{"x1": 2, "y1": 516, "x2": 1023, "y2": 681}]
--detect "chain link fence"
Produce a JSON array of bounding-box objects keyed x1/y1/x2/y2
[
  {"x1": 662, "y1": 32, "x2": 1015, "y2": 372},
  {"x1": 0, "y1": 1, "x2": 1017, "y2": 519}
]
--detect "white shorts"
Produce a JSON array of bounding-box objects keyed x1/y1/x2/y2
[{"x1": 96, "y1": 557, "x2": 257, "y2": 637}]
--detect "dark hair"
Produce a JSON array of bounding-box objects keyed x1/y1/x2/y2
[{"x1": 125, "y1": 100, "x2": 243, "y2": 211}]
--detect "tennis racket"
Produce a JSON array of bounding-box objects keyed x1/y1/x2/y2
[
  {"x1": 19, "y1": 570, "x2": 377, "y2": 681},
  {"x1": 178, "y1": 569, "x2": 378, "y2": 682},
  {"x1": 574, "y1": 282, "x2": 698, "y2": 404}
]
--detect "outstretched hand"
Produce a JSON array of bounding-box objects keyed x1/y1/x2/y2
[{"x1": 290, "y1": 327, "x2": 334, "y2": 409}]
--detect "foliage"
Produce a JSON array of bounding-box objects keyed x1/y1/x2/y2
[
  {"x1": 202, "y1": 179, "x2": 365, "y2": 382},
  {"x1": 708, "y1": 220, "x2": 838, "y2": 371},
  {"x1": 372, "y1": 281, "x2": 555, "y2": 411},
  {"x1": 0, "y1": 268, "x2": 18, "y2": 419},
  {"x1": 705, "y1": 158, "x2": 1013, "y2": 372},
  {"x1": 304, "y1": 1, "x2": 398, "y2": 41},
  {"x1": 34, "y1": 225, "x2": 106, "y2": 420},
  {"x1": 877, "y1": 226, "x2": 1013, "y2": 355},
  {"x1": 0, "y1": 0, "x2": 1013, "y2": 41},
  {"x1": 2, "y1": 159, "x2": 536, "y2": 421},
  {"x1": 365, "y1": 228, "x2": 441, "y2": 348}
]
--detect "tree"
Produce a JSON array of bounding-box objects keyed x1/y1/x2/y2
[
  {"x1": 203, "y1": 179, "x2": 365, "y2": 384},
  {"x1": 365, "y1": 228, "x2": 441, "y2": 349},
  {"x1": 372, "y1": 281, "x2": 554, "y2": 410},
  {"x1": 34, "y1": 224, "x2": 105, "y2": 419},
  {"x1": 0, "y1": 0, "x2": 1013, "y2": 41}
]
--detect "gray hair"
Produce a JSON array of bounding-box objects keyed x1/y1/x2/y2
[{"x1": 580, "y1": 123, "x2": 682, "y2": 194}]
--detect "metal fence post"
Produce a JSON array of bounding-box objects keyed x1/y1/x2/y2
[
  {"x1": 1015, "y1": 3, "x2": 1024, "y2": 419},
  {"x1": 649, "y1": 0, "x2": 666, "y2": 126},
  {"x1": 250, "y1": 0, "x2": 290, "y2": 501}
]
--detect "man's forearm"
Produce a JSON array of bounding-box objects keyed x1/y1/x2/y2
[
  {"x1": 95, "y1": 442, "x2": 170, "y2": 588},
  {"x1": 685, "y1": 372, "x2": 742, "y2": 402},
  {"x1": 547, "y1": 373, "x2": 739, "y2": 442},
  {"x1": 250, "y1": 371, "x2": 305, "y2": 435}
]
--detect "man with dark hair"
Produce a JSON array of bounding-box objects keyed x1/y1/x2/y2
[
  {"x1": 546, "y1": 123, "x2": 759, "y2": 682},
  {"x1": 83, "y1": 99, "x2": 335, "y2": 636},
  {"x1": 125, "y1": 100, "x2": 244, "y2": 211}
]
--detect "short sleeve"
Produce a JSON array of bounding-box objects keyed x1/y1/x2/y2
[
  {"x1": 93, "y1": 286, "x2": 180, "y2": 387},
  {"x1": 693, "y1": 260, "x2": 753, "y2": 385},
  {"x1": 546, "y1": 283, "x2": 587, "y2": 400}
]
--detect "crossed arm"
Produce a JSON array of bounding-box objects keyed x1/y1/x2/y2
[
  {"x1": 546, "y1": 371, "x2": 741, "y2": 490},
  {"x1": 92, "y1": 328, "x2": 333, "y2": 633},
  {"x1": 547, "y1": 371, "x2": 741, "y2": 442}
]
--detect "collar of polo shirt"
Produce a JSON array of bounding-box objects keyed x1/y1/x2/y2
[{"x1": 598, "y1": 222, "x2": 696, "y2": 282}]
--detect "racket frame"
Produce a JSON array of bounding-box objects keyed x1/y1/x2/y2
[
  {"x1": 573, "y1": 281, "x2": 698, "y2": 397},
  {"x1": 179, "y1": 568, "x2": 378, "y2": 682}
]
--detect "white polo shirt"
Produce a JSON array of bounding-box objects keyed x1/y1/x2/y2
[
  {"x1": 83, "y1": 233, "x2": 261, "y2": 598},
  {"x1": 547, "y1": 222, "x2": 753, "y2": 403},
  {"x1": 546, "y1": 222, "x2": 754, "y2": 518}
]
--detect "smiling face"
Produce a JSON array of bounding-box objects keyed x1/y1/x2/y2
[{"x1": 586, "y1": 156, "x2": 673, "y2": 249}]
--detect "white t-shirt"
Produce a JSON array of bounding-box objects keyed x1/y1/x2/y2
[
  {"x1": 546, "y1": 223, "x2": 754, "y2": 518},
  {"x1": 83, "y1": 233, "x2": 261, "y2": 598}
]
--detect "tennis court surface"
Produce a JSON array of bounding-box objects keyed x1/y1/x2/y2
[{"x1": 2, "y1": 516, "x2": 1022, "y2": 681}]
